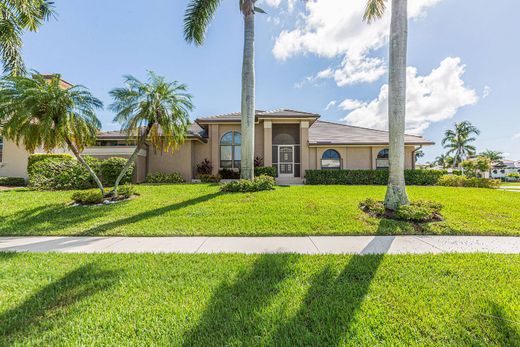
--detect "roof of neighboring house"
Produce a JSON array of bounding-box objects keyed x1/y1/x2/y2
[
  {"x1": 308, "y1": 120, "x2": 434, "y2": 146},
  {"x1": 195, "y1": 109, "x2": 320, "y2": 123},
  {"x1": 42, "y1": 74, "x2": 74, "y2": 89}
]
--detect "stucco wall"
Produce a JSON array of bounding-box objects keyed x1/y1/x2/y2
[
  {"x1": 346, "y1": 147, "x2": 372, "y2": 169},
  {"x1": 147, "y1": 141, "x2": 193, "y2": 181},
  {"x1": 0, "y1": 140, "x2": 30, "y2": 179}
]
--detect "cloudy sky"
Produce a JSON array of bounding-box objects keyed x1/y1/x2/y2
[{"x1": 22, "y1": 0, "x2": 519, "y2": 162}]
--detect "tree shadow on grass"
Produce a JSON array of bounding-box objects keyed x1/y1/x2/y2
[
  {"x1": 0, "y1": 259, "x2": 122, "y2": 345},
  {"x1": 480, "y1": 301, "x2": 520, "y2": 345},
  {"x1": 267, "y1": 236, "x2": 392, "y2": 345},
  {"x1": 181, "y1": 254, "x2": 299, "y2": 346},
  {"x1": 78, "y1": 192, "x2": 221, "y2": 235}
]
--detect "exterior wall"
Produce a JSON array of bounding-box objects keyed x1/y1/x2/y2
[
  {"x1": 254, "y1": 123, "x2": 264, "y2": 162},
  {"x1": 192, "y1": 140, "x2": 211, "y2": 175},
  {"x1": 147, "y1": 141, "x2": 193, "y2": 181},
  {"x1": 0, "y1": 140, "x2": 31, "y2": 179},
  {"x1": 263, "y1": 121, "x2": 272, "y2": 166},
  {"x1": 346, "y1": 147, "x2": 372, "y2": 169},
  {"x1": 300, "y1": 122, "x2": 309, "y2": 176}
]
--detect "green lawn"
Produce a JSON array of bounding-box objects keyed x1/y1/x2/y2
[
  {"x1": 1, "y1": 253, "x2": 518, "y2": 346},
  {"x1": 502, "y1": 182, "x2": 520, "y2": 186},
  {"x1": 1, "y1": 184, "x2": 520, "y2": 236}
]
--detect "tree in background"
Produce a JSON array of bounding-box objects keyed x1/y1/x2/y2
[
  {"x1": 364, "y1": 0, "x2": 409, "y2": 210},
  {"x1": 109, "y1": 72, "x2": 193, "y2": 195},
  {"x1": 461, "y1": 156, "x2": 492, "y2": 178},
  {"x1": 0, "y1": 0, "x2": 55, "y2": 75},
  {"x1": 442, "y1": 121, "x2": 480, "y2": 168},
  {"x1": 183, "y1": 0, "x2": 266, "y2": 180},
  {"x1": 479, "y1": 149, "x2": 504, "y2": 165},
  {"x1": 434, "y1": 154, "x2": 454, "y2": 168},
  {"x1": 0, "y1": 73, "x2": 105, "y2": 194}
]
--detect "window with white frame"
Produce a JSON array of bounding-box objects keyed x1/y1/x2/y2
[
  {"x1": 220, "y1": 131, "x2": 241, "y2": 169},
  {"x1": 321, "y1": 149, "x2": 341, "y2": 170},
  {"x1": 376, "y1": 149, "x2": 389, "y2": 169}
]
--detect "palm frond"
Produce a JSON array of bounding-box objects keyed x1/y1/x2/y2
[
  {"x1": 363, "y1": 0, "x2": 386, "y2": 23},
  {"x1": 183, "y1": 0, "x2": 221, "y2": 46}
]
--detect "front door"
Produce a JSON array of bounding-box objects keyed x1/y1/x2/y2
[{"x1": 278, "y1": 145, "x2": 294, "y2": 177}]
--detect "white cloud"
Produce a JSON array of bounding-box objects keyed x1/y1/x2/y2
[
  {"x1": 324, "y1": 100, "x2": 336, "y2": 110},
  {"x1": 513, "y1": 133, "x2": 520, "y2": 140},
  {"x1": 272, "y1": 0, "x2": 443, "y2": 86},
  {"x1": 339, "y1": 98, "x2": 365, "y2": 111},
  {"x1": 264, "y1": 0, "x2": 282, "y2": 7},
  {"x1": 483, "y1": 85, "x2": 492, "y2": 98},
  {"x1": 342, "y1": 57, "x2": 478, "y2": 134}
]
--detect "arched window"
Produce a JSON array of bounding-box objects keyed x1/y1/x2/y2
[
  {"x1": 321, "y1": 149, "x2": 341, "y2": 170},
  {"x1": 220, "y1": 131, "x2": 241, "y2": 169},
  {"x1": 376, "y1": 149, "x2": 389, "y2": 169}
]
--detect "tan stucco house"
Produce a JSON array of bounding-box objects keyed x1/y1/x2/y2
[{"x1": 0, "y1": 109, "x2": 434, "y2": 184}]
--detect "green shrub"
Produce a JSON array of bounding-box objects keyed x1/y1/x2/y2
[
  {"x1": 396, "y1": 204, "x2": 435, "y2": 222},
  {"x1": 0, "y1": 177, "x2": 26, "y2": 186},
  {"x1": 99, "y1": 157, "x2": 134, "y2": 186},
  {"x1": 198, "y1": 174, "x2": 221, "y2": 183},
  {"x1": 437, "y1": 175, "x2": 500, "y2": 189},
  {"x1": 196, "y1": 159, "x2": 213, "y2": 175},
  {"x1": 116, "y1": 185, "x2": 137, "y2": 199},
  {"x1": 358, "y1": 198, "x2": 385, "y2": 216},
  {"x1": 305, "y1": 169, "x2": 447, "y2": 186},
  {"x1": 29, "y1": 157, "x2": 99, "y2": 190},
  {"x1": 145, "y1": 172, "x2": 185, "y2": 184},
  {"x1": 254, "y1": 166, "x2": 276, "y2": 177},
  {"x1": 219, "y1": 169, "x2": 240, "y2": 179},
  {"x1": 71, "y1": 190, "x2": 104, "y2": 205},
  {"x1": 27, "y1": 154, "x2": 74, "y2": 174},
  {"x1": 220, "y1": 175, "x2": 275, "y2": 193}
]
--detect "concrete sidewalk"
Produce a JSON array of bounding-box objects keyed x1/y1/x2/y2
[{"x1": 1, "y1": 236, "x2": 519, "y2": 254}]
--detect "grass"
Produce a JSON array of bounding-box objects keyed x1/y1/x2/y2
[
  {"x1": 0, "y1": 252, "x2": 518, "y2": 346},
  {"x1": 1, "y1": 184, "x2": 520, "y2": 236},
  {"x1": 501, "y1": 182, "x2": 520, "y2": 186}
]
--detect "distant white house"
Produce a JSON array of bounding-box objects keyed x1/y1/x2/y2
[{"x1": 491, "y1": 159, "x2": 520, "y2": 180}]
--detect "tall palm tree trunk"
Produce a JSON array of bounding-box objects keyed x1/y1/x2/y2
[
  {"x1": 240, "y1": 3, "x2": 255, "y2": 180},
  {"x1": 64, "y1": 137, "x2": 105, "y2": 196},
  {"x1": 112, "y1": 124, "x2": 152, "y2": 196},
  {"x1": 384, "y1": 0, "x2": 409, "y2": 210}
]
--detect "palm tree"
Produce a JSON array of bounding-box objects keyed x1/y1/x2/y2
[
  {"x1": 434, "y1": 154, "x2": 450, "y2": 168},
  {"x1": 441, "y1": 121, "x2": 480, "y2": 168},
  {"x1": 0, "y1": 73, "x2": 105, "y2": 195},
  {"x1": 0, "y1": 0, "x2": 55, "y2": 75},
  {"x1": 364, "y1": 0, "x2": 409, "y2": 210},
  {"x1": 183, "y1": 0, "x2": 265, "y2": 179},
  {"x1": 479, "y1": 149, "x2": 504, "y2": 165},
  {"x1": 109, "y1": 72, "x2": 193, "y2": 195}
]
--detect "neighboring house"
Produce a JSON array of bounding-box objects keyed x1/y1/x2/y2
[
  {"x1": 491, "y1": 160, "x2": 520, "y2": 180},
  {"x1": 0, "y1": 109, "x2": 434, "y2": 183}
]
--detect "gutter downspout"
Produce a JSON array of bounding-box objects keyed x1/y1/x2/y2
[{"x1": 411, "y1": 145, "x2": 422, "y2": 170}]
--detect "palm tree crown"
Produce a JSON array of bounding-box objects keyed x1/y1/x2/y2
[
  {"x1": 0, "y1": 0, "x2": 55, "y2": 75},
  {"x1": 109, "y1": 72, "x2": 193, "y2": 152},
  {"x1": 442, "y1": 121, "x2": 480, "y2": 168},
  {"x1": 0, "y1": 73, "x2": 102, "y2": 152}
]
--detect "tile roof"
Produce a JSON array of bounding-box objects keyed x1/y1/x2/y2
[
  {"x1": 97, "y1": 123, "x2": 207, "y2": 141},
  {"x1": 308, "y1": 120, "x2": 434, "y2": 145},
  {"x1": 195, "y1": 109, "x2": 319, "y2": 122}
]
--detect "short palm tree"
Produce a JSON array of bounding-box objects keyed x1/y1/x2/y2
[
  {"x1": 364, "y1": 0, "x2": 409, "y2": 210},
  {"x1": 0, "y1": 0, "x2": 55, "y2": 75},
  {"x1": 479, "y1": 149, "x2": 504, "y2": 165},
  {"x1": 442, "y1": 121, "x2": 480, "y2": 168},
  {"x1": 109, "y1": 72, "x2": 193, "y2": 195},
  {"x1": 184, "y1": 0, "x2": 265, "y2": 179},
  {"x1": 0, "y1": 73, "x2": 105, "y2": 194}
]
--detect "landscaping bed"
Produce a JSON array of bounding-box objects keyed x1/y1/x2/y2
[
  {"x1": 1, "y1": 253, "x2": 518, "y2": 346},
  {"x1": 1, "y1": 185, "x2": 520, "y2": 236}
]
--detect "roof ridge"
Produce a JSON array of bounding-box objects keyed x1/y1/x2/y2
[{"x1": 316, "y1": 119, "x2": 424, "y2": 139}]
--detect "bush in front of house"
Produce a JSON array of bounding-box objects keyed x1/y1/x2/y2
[
  {"x1": 305, "y1": 169, "x2": 447, "y2": 186},
  {"x1": 220, "y1": 175, "x2": 275, "y2": 193},
  {"x1": 196, "y1": 159, "x2": 213, "y2": 176},
  {"x1": 72, "y1": 185, "x2": 137, "y2": 205},
  {"x1": 0, "y1": 177, "x2": 26, "y2": 186},
  {"x1": 359, "y1": 198, "x2": 443, "y2": 223},
  {"x1": 254, "y1": 166, "x2": 276, "y2": 177},
  {"x1": 198, "y1": 174, "x2": 221, "y2": 183},
  {"x1": 144, "y1": 172, "x2": 185, "y2": 184},
  {"x1": 27, "y1": 154, "x2": 74, "y2": 174},
  {"x1": 437, "y1": 175, "x2": 500, "y2": 189},
  {"x1": 99, "y1": 157, "x2": 134, "y2": 186},
  {"x1": 29, "y1": 156, "x2": 100, "y2": 190},
  {"x1": 219, "y1": 168, "x2": 240, "y2": 179}
]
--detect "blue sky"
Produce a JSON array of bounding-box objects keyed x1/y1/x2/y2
[{"x1": 22, "y1": 0, "x2": 520, "y2": 163}]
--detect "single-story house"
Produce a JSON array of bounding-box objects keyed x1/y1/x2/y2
[{"x1": 0, "y1": 109, "x2": 434, "y2": 184}]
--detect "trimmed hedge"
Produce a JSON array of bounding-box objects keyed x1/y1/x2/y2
[
  {"x1": 305, "y1": 169, "x2": 447, "y2": 186},
  {"x1": 0, "y1": 177, "x2": 26, "y2": 187},
  {"x1": 437, "y1": 175, "x2": 501, "y2": 189},
  {"x1": 27, "y1": 154, "x2": 74, "y2": 174},
  {"x1": 254, "y1": 166, "x2": 276, "y2": 177},
  {"x1": 220, "y1": 175, "x2": 275, "y2": 193},
  {"x1": 99, "y1": 157, "x2": 134, "y2": 186}
]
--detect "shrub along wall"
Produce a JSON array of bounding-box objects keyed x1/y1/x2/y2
[
  {"x1": 27, "y1": 154, "x2": 134, "y2": 190},
  {"x1": 305, "y1": 169, "x2": 447, "y2": 186},
  {"x1": 0, "y1": 177, "x2": 26, "y2": 187}
]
